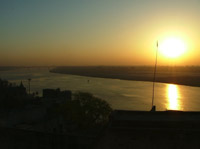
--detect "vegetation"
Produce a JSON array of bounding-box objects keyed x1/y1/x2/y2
[{"x1": 57, "y1": 92, "x2": 112, "y2": 129}]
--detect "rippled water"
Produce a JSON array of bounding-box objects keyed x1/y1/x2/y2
[{"x1": 1, "y1": 68, "x2": 200, "y2": 111}]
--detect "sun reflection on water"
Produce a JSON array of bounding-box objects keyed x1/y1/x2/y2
[{"x1": 167, "y1": 84, "x2": 182, "y2": 110}]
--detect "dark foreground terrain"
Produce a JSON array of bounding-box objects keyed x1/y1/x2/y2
[
  {"x1": 95, "y1": 110, "x2": 200, "y2": 149},
  {"x1": 1, "y1": 110, "x2": 200, "y2": 149},
  {"x1": 51, "y1": 66, "x2": 200, "y2": 87},
  {"x1": 1, "y1": 79, "x2": 200, "y2": 148}
]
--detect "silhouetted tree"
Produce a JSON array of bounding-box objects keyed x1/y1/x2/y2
[{"x1": 57, "y1": 92, "x2": 112, "y2": 129}]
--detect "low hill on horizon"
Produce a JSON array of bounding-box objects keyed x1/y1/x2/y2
[{"x1": 50, "y1": 66, "x2": 200, "y2": 87}]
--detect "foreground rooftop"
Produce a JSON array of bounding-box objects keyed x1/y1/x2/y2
[{"x1": 95, "y1": 110, "x2": 200, "y2": 149}]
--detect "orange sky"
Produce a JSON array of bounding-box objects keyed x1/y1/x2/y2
[{"x1": 1, "y1": 0, "x2": 200, "y2": 66}]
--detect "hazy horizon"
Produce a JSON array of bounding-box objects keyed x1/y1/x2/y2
[
  {"x1": 1, "y1": 0, "x2": 200, "y2": 66},
  {"x1": 1, "y1": 65, "x2": 200, "y2": 68}
]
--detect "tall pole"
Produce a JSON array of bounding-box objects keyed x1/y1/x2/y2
[{"x1": 152, "y1": 41, "x2": 159, "y2": 109}]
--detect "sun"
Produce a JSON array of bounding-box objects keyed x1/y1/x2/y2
[{"x1": 159, "y1": 37, "x2": 186, "y2": 58}]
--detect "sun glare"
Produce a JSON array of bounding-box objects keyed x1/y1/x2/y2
[
  {"x1": 167, "y1": 84, "x2": 182, "y2": 110},
  {"x1": 160, "y1": 37, "x2": 186, "y2": 58}
]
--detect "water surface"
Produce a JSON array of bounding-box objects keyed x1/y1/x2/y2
[{"x1": 1, "y1": 68, "x2": 200, "y2": 111}]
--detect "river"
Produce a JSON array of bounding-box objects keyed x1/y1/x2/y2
[{"x1": 1, "y1": 68, "x2": 200, "y2": 111}]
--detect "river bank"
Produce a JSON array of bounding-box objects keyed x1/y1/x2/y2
[{"x1": 50, "y1": 66, "x2": 200, "y2": 87}]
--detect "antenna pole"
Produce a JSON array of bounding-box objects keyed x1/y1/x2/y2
[{"x1": 152, "y1": 41, "x2": 159, "y2": 109}]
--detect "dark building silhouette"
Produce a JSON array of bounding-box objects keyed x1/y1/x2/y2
[
  {"x1": 12, "y1": 81, "x2": 27, "y2": 97},
  {"x1": 0, "y1": 80, "x2": 27, "y2": 99},
  {"x1": 95, "y1": 110, "x2": 200, "y2": 149}
]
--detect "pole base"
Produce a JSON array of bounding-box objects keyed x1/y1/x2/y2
[{"x1": 151, "y1": 105, "x2": 156, "y2": 112}]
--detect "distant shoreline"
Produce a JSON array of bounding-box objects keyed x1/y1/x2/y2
[{"x1": 50, "y1": 66, "x2": 200, "y2": 88}]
